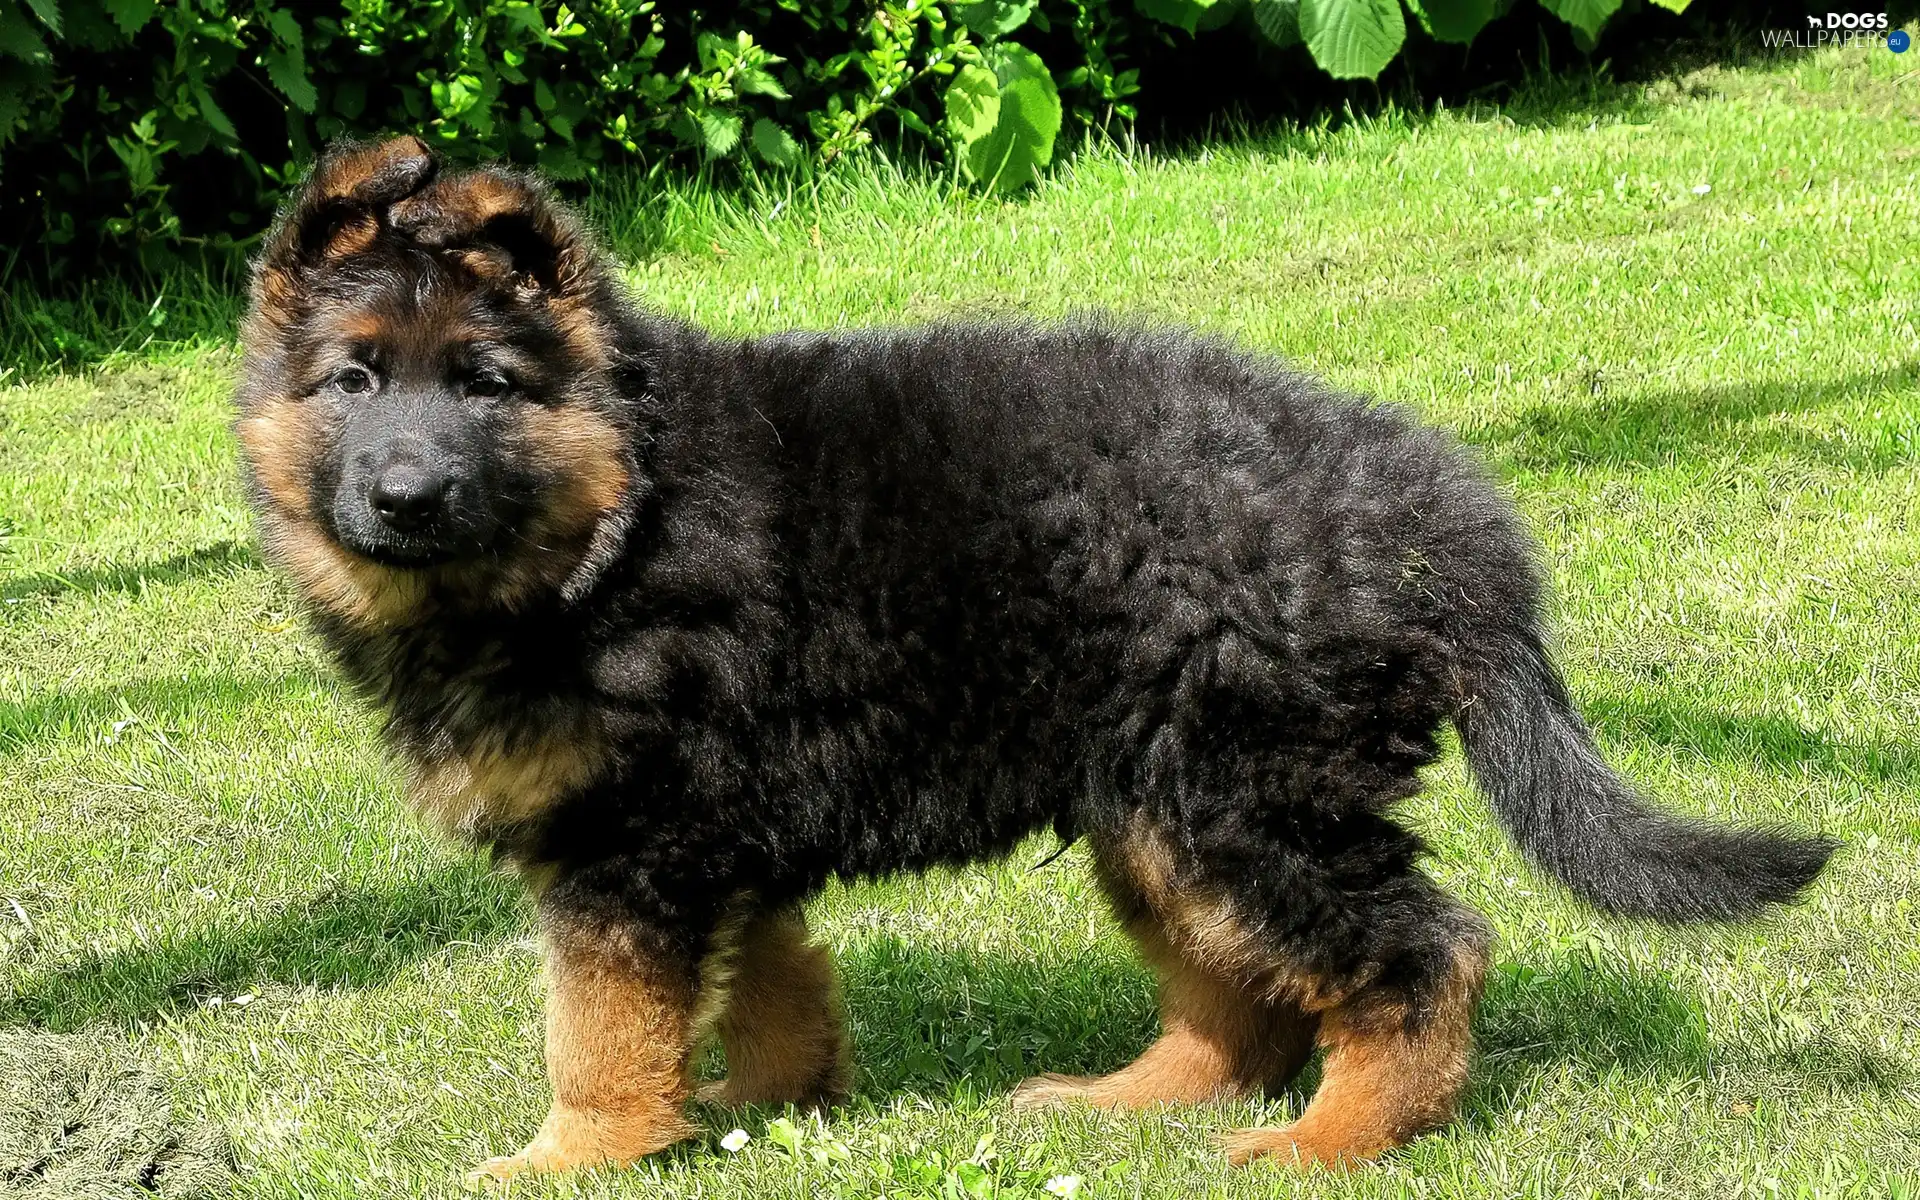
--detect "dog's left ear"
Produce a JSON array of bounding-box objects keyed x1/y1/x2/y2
[
  {"x1": 246, "y1": 136, "x2": 439, "y2": 342},
  {"x1": 387, "y1": 168, "x2": 593, "y2": 297},
  {"x1": 261, "y1": 135, "x2": 440, "y2": 271}
]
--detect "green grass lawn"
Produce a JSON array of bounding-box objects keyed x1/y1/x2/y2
[{"x1": 4, "y1": 41, "x2": 1918, "y2": 1200}]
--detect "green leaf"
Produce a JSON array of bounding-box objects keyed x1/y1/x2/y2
[
  {"x1": 1405, "y1": 0, "x2": 1492, "y2": 42},
  {"x1": 1647, "y1": 0, "x2": 1689, "y2": 11},
  {"x1": 698, "y1": 110, "x2": 743, "y2": 157},
  {"x1": 1539, "y1": 0, "x2": 1621, "y2": 38},
  {"x1": 765, "y1": 1117, "x2": 804, "y2": 1157},
  {"x1": 503, "y1": 5, "x2": 546, "y2": 35},
  {"x1": 0, "y1": 7, "x2": 51, "y2": 62},
  {"x1": 194, "y1": 86, "x2": 237, "y2": 140},
  {"x1": 1133, "y1": 0, "x2": 1218, "y2": 35},
  {"x1": 694, "y1": 30, "x2": 725, "y2": 72},
  {"x1": 1300, "y1": 0, "x2": 1405, "y2": 79},
  {"x1": 266, "y1": 8, "x2": 301, "y2": 48},
  {"x1": 332, "y1": 78, "x2": 366, "y2": 120},
  {"x1": 0, "y1": 75, "x2": 30, "y2": 145},
  {"x1": 23, "y1": 0, "x2": 60, "y2": 37},
  {"x1": 1196, "y1": 0, "x2": 1242, "y2": 29},
  {"x1": 749, "y1": 117, "x2": 801, "y2": 168},
  {"x1": 965, "y1": 42, "x2": 1061, "y2": 195},
  {"x1": 953, "y1": 1162, "x2": 992, "y2": 1200},
  {"x1": 537, "y1": 142, "x2": 588, "y2": 181},
  {"x1": 942, "y1": 62, "x2": 1000, "y2": 150},
  {"x1": 952, "y1": 0, "x2": 1035, "y2": 40},
  {"x1": 263, "y1": 47, "x2": 317, "y2": 113},
  {"x1": 736, "y1": 68, "x2": 790, "y2": 99},
  {"x1": 102, "y1": 0, "x2": 155, "y2": 37},
  {"x1": 1251, "y1": 0, "x2": 1302, "y2": 46}
]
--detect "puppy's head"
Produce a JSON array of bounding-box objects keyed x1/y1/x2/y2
[{"x1": 236, "y1": 137, "x2": 636, "y2": 627}]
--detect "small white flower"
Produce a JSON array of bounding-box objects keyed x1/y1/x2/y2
[
  {"x1": 1692, "y1": 183, "x2": 1712, "y2": 195},
  {"x1": 1045, "y1": 1175, "x2": 1083, "y2": 1198},
  {"x1": 720, "y1": 1128, "x2": 750, "y2": 1153}
]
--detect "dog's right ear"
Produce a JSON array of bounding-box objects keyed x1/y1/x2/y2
[{"x1": 261, "y1": 136, "x2": 438, "y2": 271}]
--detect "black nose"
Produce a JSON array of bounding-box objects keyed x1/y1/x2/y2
[{"x1": 368, "y1": 462, "x2": 449, "y2": 532}]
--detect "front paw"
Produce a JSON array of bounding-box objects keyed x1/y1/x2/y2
[
  {"x1": 464, "y1": 1150, "x2": 539, "y2": 1190},
  {"x1": 1008, "y1": 1072, "x2": 1103, "y2": 1110},
  {"x1": 462, "y1": 1133, "x2": 599, "y2": 1190},
  {"x1": 1216, "y1": 1123, "x2": 1366, "y2": 1169}
]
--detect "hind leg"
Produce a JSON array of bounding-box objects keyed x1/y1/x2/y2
[
  {"x1": 1010, "y1": 911, "x2": 1318, "y2": 1109},
  {"x1": 1218, "y1": 930, "x2": 1488, "y2": 1167},
  {"x1": 1011, "y1": 834, "x2": 1318, "y2": 1111},
  {"x1": 697, "y1": 908, "x2": 851, "y2": 1108},
  {"x1": 1039, "y1": 812, "x2": 1489, "y2": 1166}
]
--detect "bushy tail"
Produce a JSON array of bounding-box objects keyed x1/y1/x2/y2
[{"x1": 1457, "y1": 628, "x2": 1835, "y2": 923}]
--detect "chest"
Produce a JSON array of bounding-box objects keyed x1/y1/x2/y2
[{"x1": 405, "y1": 724, "x2": 609, "y2": 840}]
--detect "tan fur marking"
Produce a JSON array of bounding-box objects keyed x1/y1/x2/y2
[
  {"x1": 260, "y1": 513, "x2": 429, "y2": 627},
  {"x1": 1219, "y1": 940, "x2": 1489, "y2": 1168},
  {"x1": 482, "y1": 404, "x2": 630, "y2": 610},
  {"x1": 238, "y1": 400, "x2": 431, "y2": 627},
  {"x1": 1116, "y1": 817, "x2": 1360, "y2": 1012},
  {"x1": 452, "y1": 245, "x2": 518, "y2": 285},
  {"x1": 245, "y1": 269, "x2": 302, "y2": 341},
  {"x1": 392, "y1": 170, "x2": 530, "y2": 233},
  {"x1": 313, "y1": 136, "x2": 432, "y2": 201},
  {"x1": 329, "y1": 309, "x2": 389, "y2": 343},
  {"x1": 688, "y1": 902, "x2": 755, "y2": 1040},
  {"x1": 407, "y1": 730, "x2": 607, "y2": 839},
  {"x1": 322, "y1": 212, "x2": 379, "y2": 260},
  {"x1": 467, "y1": 918, "x2": 699, "y2": 1186},
  {"x1": 1013, "y1": 879, "x2": 1316, "y2": 1112},
  {"x1": 523, "y1": 406, "x2": 629, "y2": 533},
  {"x1": 550, "y1": 296, "x2": 616, "y2": 369},
  {"x1": 235, "y1": 399, "x2": 318, "y2": 515},
  {"x1": 698, "y1": 910, "x2": 851, "y2": 1108}
]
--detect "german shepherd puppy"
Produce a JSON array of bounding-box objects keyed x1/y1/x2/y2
[{"x1": 235, "y1": 137, "x2": 1833, "y2": 1184}]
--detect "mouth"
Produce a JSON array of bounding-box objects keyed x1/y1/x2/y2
[
  {"x1": 334, "y1": 531, "x2": 461, "y2": 568},
  {"x1": 331, "y1": 523, "x2": 487, "y2": 570},
  {"x1": 353, "y1": 541, "x2": 463, "y2": 569}
]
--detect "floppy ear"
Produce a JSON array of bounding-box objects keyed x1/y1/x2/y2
[
  {"x1": 261, "y1": 135, "x2": 439, "y2": 270},
  {"x1": 386, "y1": 168, "x2": 593, "y2": 296}
]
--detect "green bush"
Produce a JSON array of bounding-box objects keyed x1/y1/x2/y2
[{"x1": 0, "y1": 0, "x2": 1683, "y2": 276}]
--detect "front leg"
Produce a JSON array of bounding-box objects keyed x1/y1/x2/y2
[{"x1": 467, "y1": 910, "x2": 703, "y2": 1186}]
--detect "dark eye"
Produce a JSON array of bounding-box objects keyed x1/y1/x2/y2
[
  {"x1": 333, "y1": 367, "x2": 375, "y2": 395},
  {"x1": 465, "y1": 373, "x2": 511, "y2": 399}
]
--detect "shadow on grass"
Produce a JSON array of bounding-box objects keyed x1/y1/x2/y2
[
  {"x1": 1464, "y1": 365, "x2": 1920, "y2": 474},
  {"x1": 833, "y1": 936, "x2": 1728, "y2": 1108},
  {"x1": 1, "y1": 864, "x2": 522, "y2": 1033},
  {"x1": 0, "y1": 669, "x2": 330, "y2": 758},
  {"x1": 836, "y1": 935, "x2": 1906, "y2": 1117},
  {"x1": 0, "y1": 541, "x2": 260, "y2": 604},
  {"x1": 1586, "y1": 691, "x2": 1920, "y2": 787},
  {"x1": 6, "y1": 882, "x2": 1899, "y2": 1131}
]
